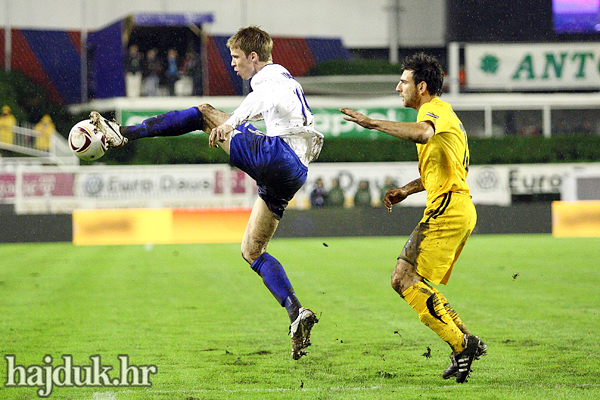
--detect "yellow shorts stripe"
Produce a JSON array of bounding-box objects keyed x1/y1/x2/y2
[{"x1": 425, "y1": 192, "x2": 452, "y2": 222}]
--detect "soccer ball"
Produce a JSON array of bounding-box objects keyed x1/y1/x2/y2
[{"x1": 69, "y1": 119, "x2": 108, "y2": 161}]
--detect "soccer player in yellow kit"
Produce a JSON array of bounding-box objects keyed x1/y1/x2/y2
[{"x1": 340, "y1": 52, "x2": 486, "y2": 383}]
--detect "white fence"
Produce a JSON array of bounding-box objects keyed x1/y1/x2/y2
[
  {"x1": 2, "y1": 162, "x2": 600, "y2": 214},
  {"x1": 0, "y1": 125, "x2": 79, "y2": 166}
]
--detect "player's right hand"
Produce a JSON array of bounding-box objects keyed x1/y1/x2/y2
[{"x1": 339, "y1": 108, "x2": 375, "y2": 130}]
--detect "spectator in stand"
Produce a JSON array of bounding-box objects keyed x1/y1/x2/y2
[
  {"x1": 326, "y1": 178, "x2": 345, "y2": 207},
  {"x1": 0, "y1": 106, "x2": 16, "y2": 145},
  {"x1": 182, "y1": 48, "x2": 203, "y2": 96},
  {"x1": 354, "y1": 180, "x2": 372, "y2": 207},
  {"x1": 142, "y1": 48, "x2": 162, "y2": 97},
  {"x1": 125, "y1": 44, "x2": 144, "y2": 97},
  {"x1": 34, "y1": 114, "x2": 56, "y2": 151},
  {"x1": 165, "y1": 48, "x2": 180, "y2": 96},
  {"x1": 310, "y1": 178, "x2": 327, "y2": 208}
]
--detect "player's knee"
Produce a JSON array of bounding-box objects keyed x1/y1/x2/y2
[
  {"x1": 241, "y1": 251, "x2": 252, "y2": 265},
  {"x1": 196, "y1": 104, "x2": 215, "y2": 133},
  {"x1": 241, "y1": 252, "x2": 254, "y2": 265},
  {"x1": 240, "y1": 246, "x2": 261, "y2": 265},
  {"x1": 391, "y1": 270, "x2": 404, "y2": 294},
  {"x1": 197, "y1": 103, "x2": 214, "y2": 114},
  {"x1": 391, "y1": 260, "x2": 420, "y2": 295}
]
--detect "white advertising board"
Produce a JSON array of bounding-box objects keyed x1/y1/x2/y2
[
  {"x1": 9, "y1": 163, "x2": 600, "y2": 214},
  {"x1": 296, "y1": 162, "x2": 511, "y2": 208},
  {"x1": 465, "y1": 43, "x2": 600, "y2": 90}
]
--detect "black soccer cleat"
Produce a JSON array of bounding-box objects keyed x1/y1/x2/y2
[
  {"x1": 443, "y1": 354, "x2": 459, "y2": 380},
  {"x1": 454, "y1": 335, "x2": 486, "y2": 383},
  {"x1": 443, "y1": 337, "x2": 487, "y2": 379}
]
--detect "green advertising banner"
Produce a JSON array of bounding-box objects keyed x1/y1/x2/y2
[
  {"x1": 120, "y1": 107, "x2": 417, "y2": 140},
  {"x1": 312, "y1": 107, "x2": 417, "y2": 139}
]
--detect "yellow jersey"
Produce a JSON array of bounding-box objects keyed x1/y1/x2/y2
[{"x1": 416, "y1": 97, "x2": 470, "y2": 207}]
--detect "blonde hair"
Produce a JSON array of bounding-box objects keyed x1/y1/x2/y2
[{"x1": 226, "y1": 26, "x2": 273, "y2": 62}]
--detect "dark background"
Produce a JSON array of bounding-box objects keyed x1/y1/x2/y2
[{"x1": 446, "y1": 0, "x2": 600, "y2": 43}]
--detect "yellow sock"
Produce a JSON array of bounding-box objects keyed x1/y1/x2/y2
[
  {"x1": 402, "y1": 282, "x2": 465, "y2": 353},
  {"x1": 430, "y1": 286, "x2": 470, "y2": 335}
]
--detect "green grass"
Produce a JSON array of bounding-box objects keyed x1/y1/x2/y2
[{"x1": 0, "y1": 234, "x2": 599, "y2": 399}]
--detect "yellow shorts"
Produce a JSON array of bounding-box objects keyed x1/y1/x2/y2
[{"x1": 399, "y1": 192, "x2": 476, "y2": 285}]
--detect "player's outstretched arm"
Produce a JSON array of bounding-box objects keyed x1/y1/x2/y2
[
  {"x1": 383, "y1": 178, "x2": 425, "y2": 213},
  {"x1": 340, "y1": 108, "x2": 434, "y2": 144},
  {"x1": 339, "y1": 108, "x2": 377, "y2": 129}
]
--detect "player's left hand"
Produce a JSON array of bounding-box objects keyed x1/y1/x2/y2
[
  {"x1": 383, "y1": 187, "x2": 409, "y2": 213},
  {"x1": 339, "y1": 108, "x2": 376, "y2": 129},
  {"x1": 209, "y1": 124, "x2": 234, "y2": 147}
]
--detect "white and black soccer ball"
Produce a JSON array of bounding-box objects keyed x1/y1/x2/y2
[{"x1": 69, "y1": 119, "x2": 108, "y2": 161}]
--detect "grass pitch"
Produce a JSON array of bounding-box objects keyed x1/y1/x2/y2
[{"x1": 0, "y1": 234, "x2": 599, "y2": 399}]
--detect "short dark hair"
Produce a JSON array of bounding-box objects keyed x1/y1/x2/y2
[
  {"x1": 227, "y1": 26, "x2": 273, "y2": 62},
  {"x1": 402, "y1": 53, "x2": 444, "y2": 96}
]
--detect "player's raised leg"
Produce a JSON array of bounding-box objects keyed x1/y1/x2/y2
[
  {"x1": 242, "y1": 197, "x2": 318, "y2": 360},
  {"x1": 89, "y1": 104, "x2": 234, "y2": 151},
  {"x1": 120, "y1": 107, "x2": 205, "y2": 141},
  {"x1": 88, "y1": 107, "x2": 204, "y2": 147}
]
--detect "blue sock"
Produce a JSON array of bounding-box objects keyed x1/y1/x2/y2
[
  {"x1": 121, "y1": 107, "x2": 203, "y2": 140},
  {"x1": 251, "y1": 253, "x2": 296, "y2": 307}
]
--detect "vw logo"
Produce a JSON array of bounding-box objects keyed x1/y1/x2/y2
[
  {"x1": 475, "y1": 167, "x2": 499, "y2": 191},
  {"x1": 84, "y1": 174, "x2": 104, "y2": 196}
]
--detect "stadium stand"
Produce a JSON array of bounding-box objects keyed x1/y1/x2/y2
[
  {"x1": 1, "y1": 13, "x2": 350, "y2": 103},
  {"x1": 0, "y1": 28, "x2": 82, "y2": 104}
]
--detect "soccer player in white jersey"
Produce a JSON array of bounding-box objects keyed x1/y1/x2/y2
[{"x1": 89, "y1": 26, "x2": 323, "y2": 360}]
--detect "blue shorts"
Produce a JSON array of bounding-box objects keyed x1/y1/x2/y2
[{"x1": 230, "y1": 123, "x2": 308, "y2": 219}]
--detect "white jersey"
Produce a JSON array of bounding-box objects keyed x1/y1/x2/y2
[{"x1": 224, "y1": 63, "x2": 324, "y2": 165}]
